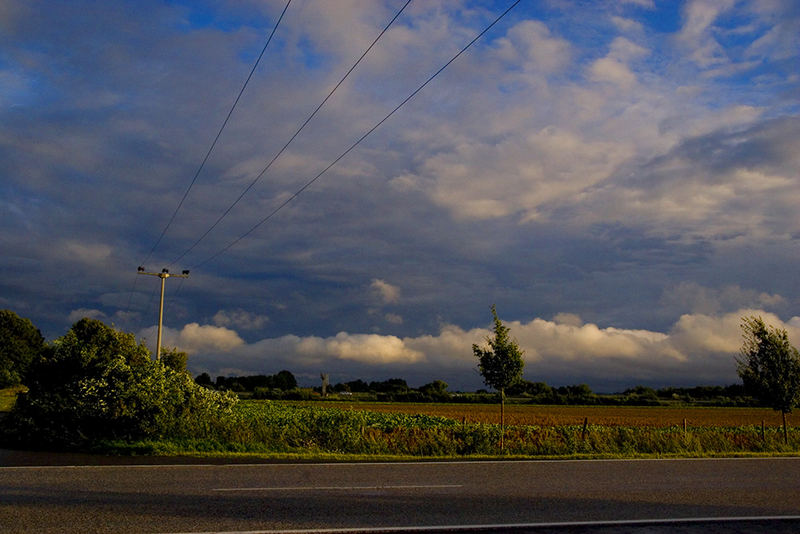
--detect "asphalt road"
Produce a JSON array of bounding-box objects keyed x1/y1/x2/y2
[{"x1": 2, "y1": 455, "x2": 800, "y2": 533}]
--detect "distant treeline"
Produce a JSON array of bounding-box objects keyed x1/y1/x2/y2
[{"x1": 195, "y1": 372, "x2": 757, "y2": 407}]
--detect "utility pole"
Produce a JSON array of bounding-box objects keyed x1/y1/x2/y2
[{"x1": 137, "y1": 266, "x2": 189, "y2": 361}]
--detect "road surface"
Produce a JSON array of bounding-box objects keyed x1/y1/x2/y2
[{"x1": 2, "y1": 455, "x2": 800, "y2": 533}]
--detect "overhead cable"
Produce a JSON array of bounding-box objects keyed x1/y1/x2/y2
[
  {"x1": 170, "y1": 0, "x2": 413, "y2": 266},
  {"x1": 142, "y1": 0, "x2": 292, "y2": 267},
  {"x1": 125, "y1": 0, "x2": 291, "y2": 318},
  {"x1": 192, "y1": 0, "x2": 523, "y2": 270}
]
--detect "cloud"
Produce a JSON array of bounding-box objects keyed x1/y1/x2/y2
[
  {"x1": 140, "y1": 323, "x2": 244, "y2": 355},
  {"x1": 676, "y1": 0, "x2": 736, "y2": 68},
  {"x1": 493, "y1": 20, "x2": 571, "y2": 74},
  {"x1": 371, "y1": 279, "x2": 401, "y2": 304},
  {"x1": 180, "y1": 309, "x2": 800, "y2": 389},
  {"x1": 414, "y1": 126, "x2": 632, "y2": 221},
  {"x1": 68, "y1": 308, "x2": 107, "y2": 323},
  {"x1": 661, "y1": 283, "x2": 786, "y2": 315},
  {"x1": 588, "y1": 37, "x2": 649, "y2": 89},
  {"x1": 212, "y1": 309, "x2": 269, "y2": 330},
  {"x1": 58, "y1": 240, "x2": 113, "y2": 265}
]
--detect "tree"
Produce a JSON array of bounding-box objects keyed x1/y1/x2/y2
[
  {"x1": 195, "y1": 372, "x2": 213, "y2": 388},
  {"x1": 737, "y1": 316, "x2": 800, "y2": 443},
  {"x1": 0, "y1": 310, "x2": 45, "y2": 387},
  {"x1": 160, "y1": 347, "x2": 188, "y2": 372},
  {"x1": 420, "y1": 380, "x2": 450, "y2": 401},
  {"x1": 473, "y1": 305, "x2": 524, "y2": 448}
]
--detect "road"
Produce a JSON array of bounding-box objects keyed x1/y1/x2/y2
[{"x1": 2, "y1": 455, "x2": 800, "y2": 533}]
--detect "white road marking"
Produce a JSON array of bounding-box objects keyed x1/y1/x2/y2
[
  {"x1": 212, "y1": 484, "x2": 462, "y2": 492},
  {"x1": 5, "y1": 455, "x2": 800, "y2": 470},
  {"x1": 160, "y1": 515, "x2": 800, "y2": 534}
]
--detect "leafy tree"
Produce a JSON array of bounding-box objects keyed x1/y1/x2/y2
[
  {"x1": 160, "y1": 347, "x2": 188, "y2": 372},
  {"x1": 4, "y1": 319, "x2": 237, "y2": 448},
  {"x1": 195, "y1": 372, "x2": 213, "y2": 388},
  {"x1": 0, "y1": 310, "x2": 46, "y2": 387},
  {"x1": 473, "y1": 305, "x2": 524, "y2": 448},
  {"x1": 274, "y1": 370, "x2": 297, "y2": 391},
  {"x1": 420, "y1": 380, "x2": 450, "y2": 401},
  {"x1": 737, "y1": 316, "x2": 800, "y2": 443}
]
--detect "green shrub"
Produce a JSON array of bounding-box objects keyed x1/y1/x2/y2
[{"x1": 2, "y1": 319, "x2": 237, "y2": 448}]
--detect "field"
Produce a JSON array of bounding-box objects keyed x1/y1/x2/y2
[
  {"x1": 93, "y1": 400, "x2": 800, "y2": 458},
  {"x1": 305, "y1": 402, "x2": 791, "y2": 428}
]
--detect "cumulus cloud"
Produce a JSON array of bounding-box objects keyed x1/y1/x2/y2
[
  {"x1": 493, "y1": 20, "x2": 571, "y2": 74},
  {"x1": 181, "y1": 309, "x2": 800, "y2": 389},
  {"x1": 140, "y1": 323, "x2": 244, "y2": 355},
  {"x1": 371, "y1": 278, "x2": 401, "y2": 304}
]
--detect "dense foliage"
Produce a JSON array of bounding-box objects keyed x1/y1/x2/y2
[
  {"x1": 737, "y1": 316, "x2": 800, "y2": 442},
  {"x1": 0, "y1": 309, "x2": 45, "y2": 388},
  {"x1": 737, "y1": 316, "x2": 800, "y2": 414},
  {"x1": 3, "y1": 318, "x2": 237, "y2": 448}
]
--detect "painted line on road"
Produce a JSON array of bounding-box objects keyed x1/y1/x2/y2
[
  {"x1": 162, "y1": 515, "x2": 800, "y2": 534},
  {"x1": 4, "y1": 455, "x2": 800, "y2": 470},
  {"x1": 212, "y1": 484, "x2": 463, "y2": 492}
]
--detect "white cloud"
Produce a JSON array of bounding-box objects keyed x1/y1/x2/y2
[
  {"x1": 140, "y1": 322, "x2": 244, "y2": 355},
  {"x1": 588, "y1": 37, "x2": 649, "y2": 89},
  {"x1": 677, "y1": 0, "x2": 736, "y2": 68},
  {"x1": 180, "y1": 309, "x2": 800, "y2": 388},
  {"x1": 493, "y1": 20, "x2": 571, "y2": 74},
  {"x1": 417, "y1": 126, "x2": 632, "y2": 221},
  {"x1": 371, "y1": 278, "x2": 401, "y2": 304}
]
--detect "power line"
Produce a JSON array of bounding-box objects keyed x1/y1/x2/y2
[
  {"x1": 141, "y1": 0, "x2": 292, "y2": 267},
  {"x1": 169, "y1": 0, "x2": 413, "y2": 267},
  {"x1": 125, "y1": 0, "x2": 291, "y2": 321},
  {"x1": 193, "y1": 0, "x2": 523, "y2": 269}
]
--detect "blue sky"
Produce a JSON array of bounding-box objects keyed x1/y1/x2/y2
[{"x1": 2, "y1": 0, "x2": 799, "y2": 391}]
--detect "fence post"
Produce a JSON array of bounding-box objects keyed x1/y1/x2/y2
[
  {"x1": 581, "y1": 417, "x2": 588, "y2": 441},
  {"x1": 683, "y1": 418, "x2": 687, "y2": 434}
]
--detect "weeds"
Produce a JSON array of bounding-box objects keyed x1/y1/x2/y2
[{"x1": 96, "y1": 400, "x2": 799, "y2": 458}]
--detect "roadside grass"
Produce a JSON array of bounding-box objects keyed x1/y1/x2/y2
[
  {"x1": 83, "y1": 400, "x2": 799, "y2": 459},
  {"x1": 0, "y1": 386, "x2": 26, "y2": 413}
]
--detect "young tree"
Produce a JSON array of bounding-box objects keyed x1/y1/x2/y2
[
  {"x1": 473, "y1": 305, "x2": 524, "y2": 448},
  {"x1": 737, "y1": 316, "x2": 800, "y2": 443}
]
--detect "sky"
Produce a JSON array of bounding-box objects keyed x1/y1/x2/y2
[{"x1": 2, "y1": 0, "x2": 799, "y2": 392}]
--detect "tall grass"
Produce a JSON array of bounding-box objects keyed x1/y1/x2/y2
[{"x1": 102, "y1": 400, "x2": 800, "y2": 457}]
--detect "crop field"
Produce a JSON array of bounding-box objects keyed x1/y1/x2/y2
[{"x1": 286, "y1": 401, "x2": 790, "y2": 428}]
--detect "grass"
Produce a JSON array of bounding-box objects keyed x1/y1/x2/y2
[
  {"x1": 5, "y1": 394, "x2": 797, "y2": 459},
  {"x1": 83, "y1": 400, "x2": 799, "y2": 459},
  {"x1": 287, "y1": 401, "x2": 789, "y2": 428}
]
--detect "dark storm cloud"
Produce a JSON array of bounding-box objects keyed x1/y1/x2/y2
[{"x1": 1, "y1": 0, "x2": 798, "y2": 390}]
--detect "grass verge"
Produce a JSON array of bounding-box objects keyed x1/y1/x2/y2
[{"x1": 77, "y1": 400, "x2": 800, "y2": 459}]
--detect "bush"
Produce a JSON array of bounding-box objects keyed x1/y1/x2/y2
[{"x1": 2, "y1": 319, "x2": 237, "y2": 448}]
